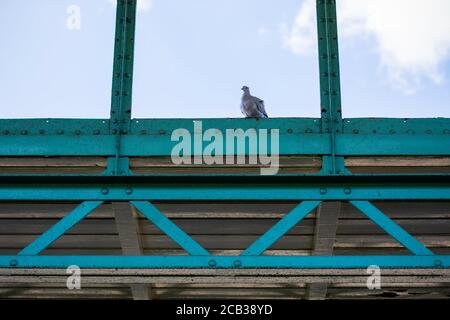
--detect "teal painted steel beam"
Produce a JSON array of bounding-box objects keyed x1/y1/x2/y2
[
  {"x1": 131, "y1": 201, "x2": 209, "y2": 256},
  {"x1": 110, "y1": 0, "x2": 136, "y2": 133},
  {"x1": 0, "y1": 136, "x2": 116, "y2": 156},
  {"x1": 2, "y1": 255, "x2": 449, "y2": 269},
  {"x1": 336, "y1": 134, "x2": 450, "y2": 155},
  {"x1": 1, "y1": 132, "x2": 450, "y2": 157},
  {"x1": 342, "y1": 118, "x2": 450, "y2": 135},
  {"x1": 0, "y1": 119, "x2": 110, "y2": 135},
  {"x1": 1, "y1": 118, "x2": 448, "y2": 136},
  {"x1": 316, "y1": 0, "x2": 344, "y2": 174},
  {"x1": 18, "y1": 201, "x2": 103, "y2": 255},
  {"x1": 121, "y1": 133, "x2": 329, "y2": 156},
  {"x1": 242, "y1": 201, "x2": 321, "y2": 255},
  {"x1": 109, "y1": 0, "x2": 137, "y2": 175},
  {"x1": 0, "y1": 179, "x2": 448, "y2": 200},
  {"x1": 351, "y1": 201, "x2": 434, "y2": 256}
]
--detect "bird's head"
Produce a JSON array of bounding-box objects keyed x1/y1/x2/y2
[{"x1": 241, "y1": 86, "x2": 250, "y2": 92}]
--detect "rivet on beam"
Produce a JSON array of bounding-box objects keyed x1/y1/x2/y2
[{"x1": 208, "y1": 260, "x2": 217, "y2": 267}]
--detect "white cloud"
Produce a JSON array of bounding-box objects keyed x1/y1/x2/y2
[
  {"x1": 108, "y1": 0, "x2": 153, "y2": 13},
  {"x1": 282, "y1": 0, "x2": 450, "y2": 94},
  {"x1": 281, "y1": 0, "x2": 316, "y2": 55}
]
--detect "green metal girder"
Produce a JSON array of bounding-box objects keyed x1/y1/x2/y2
[
  {"x1": 109, "y1": 0, "x2": 136, "y2": 133},
  {"x1": 1, "y1": 118, "x2": 448, "y2": 136},
  {"x1": 1, "y1": 129, "x2": 449, "y2": 157},
  {"x1": 108, "y1": 0, "x2": 137, "y2": 176},
  {"x1": 0, "y1": 175, "x2": 448, "y2": 200},
  {"x1": 317, "y1": 0, "x2": 344, "y2": 174},
  {"x1": 3, "y1": 255, "x2": 449, "y2": 269}
]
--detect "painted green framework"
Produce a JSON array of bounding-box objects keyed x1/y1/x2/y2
[{"x1": 0, "y1": 0, "x2": 449, "y2": 269}]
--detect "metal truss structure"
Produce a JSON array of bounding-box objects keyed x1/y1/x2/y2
[{"x1": 0, "y1": 0, "x2": 449, "y2": 272}]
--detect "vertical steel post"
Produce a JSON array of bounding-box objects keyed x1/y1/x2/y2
[
  {"x1": 316, "y1": 0, "x2": 345, "y2": 174},
  {"x1": 108, "y1": 0, "x2": 137, "y2": 175}
]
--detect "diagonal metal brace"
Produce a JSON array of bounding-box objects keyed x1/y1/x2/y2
[
  {"x1": 131, "y1": 201, "x2": 210, "y2": 256},
  {"x1": 351, "y1": 201, "x2": 434, "y2": 256},
  {"x1": 18, "y1": 201, "x2": 103, "y2": 255},
  {"x1": 241, "y1": 201, "x2": 322, "y2": 256}
]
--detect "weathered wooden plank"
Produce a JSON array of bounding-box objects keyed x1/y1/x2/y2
[
  {"x1": 327, "y1": 287, "x2": 450, "y2": 299},
  {"x1": 345, "y1": 156, "x2": 450, "y2": 167},
  {"x1": 2, "y1": 275, "x2": 448, "y2": 285},
  {"x1": 308, "y1": 202, "x2": 341, "y2": 300},
  {"x1": 0, "y1": 288, "x2": 130, "y2": 298},
  {"x1": 0, "y1": 202, "x2": 449, "y2": 219},
  {"x1": 130, "y1": 156, "x2": 322, "y2": 167},
  {"x1": 0, "y1": 157, "x2": 107, "y2": 167},
  {"x1": 2, "y1": 155, "x2": 449, "y2": 174},
  {"x1": 130, "y1": 156, "x2": 322, "y2": 174},
  {"x1": 112, "y1": 202, "x2": 150, "y2": 300},
  {"x1": 0, "y1": 157, "x2": 106, "y2": 174},
  {"x1": 0, "y1": 234, "x2": 448, "y2": 250},
  {"x1": 3, "y1": 268, "x2": 449, "y2": 276},
  {"x1": 1, "y1": 217, "x2": 450, "y2": 236}
]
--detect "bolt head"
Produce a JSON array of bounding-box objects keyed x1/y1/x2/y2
[
  {"x1": 344, "y1": 187, "x2": 351, "y2": 195},
  {"x1": 10, "y1": 259, "x2": 18, "y2": 267},
  {"x1": 208, "y1": 260, "x2": 217, "y2": 267},
  {"x1": 125, "y1": 187, "x2": 133, "y2": 195},
  {"x1": 434, "y1": 259, "x2": 443, "y2": 267},
  {"x1": 320, "y1": 188, "x2": 327, "y2": 195},
  {"x1": 101, "y1": 188, "x2": 109, "y2": 195},
  {"x1": 233, "y1": 260, "x2": 242, "y2": 268}
]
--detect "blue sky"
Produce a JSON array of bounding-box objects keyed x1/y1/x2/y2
[{"x1": 0, "y1": 0, "x2": 449, "y2": 119}]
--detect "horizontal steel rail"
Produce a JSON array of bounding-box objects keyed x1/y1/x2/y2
[
  {"x1": 0, "y1": 118, "x2": 449, "y2": 157},
  {"x1": 2, "y1": 256, "x2": 449, "y2": 269},
  {"x1": 0, "y1": 175, "x2": 448, "y2": 200}
]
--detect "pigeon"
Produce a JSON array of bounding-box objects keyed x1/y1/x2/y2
[{"x1": 240, "y1": 86, "x2": 268, "y2": 119}]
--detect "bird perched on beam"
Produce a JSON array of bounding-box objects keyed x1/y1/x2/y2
[{"x1": 240, "y1": 86, "x2": 268, "y2": 119}]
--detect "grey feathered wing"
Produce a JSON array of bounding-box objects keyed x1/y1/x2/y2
[{"x1": 254, "y1": 98, "x2": 268, "y2": 118}]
